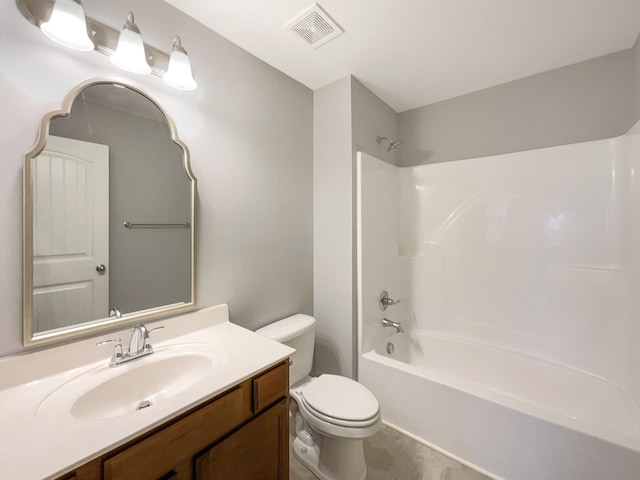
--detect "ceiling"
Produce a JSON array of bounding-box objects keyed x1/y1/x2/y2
[{"x1": 163, "y1": 0, "x2": 640, "y2": 113}]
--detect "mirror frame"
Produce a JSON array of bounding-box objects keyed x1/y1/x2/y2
[{"x1": 23, "y1": 78, "x2": 197, "y2": 347}]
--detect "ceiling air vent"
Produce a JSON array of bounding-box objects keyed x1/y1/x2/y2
[{"x1": 285, "y1": 4, "x2": 343, "y2": 49}]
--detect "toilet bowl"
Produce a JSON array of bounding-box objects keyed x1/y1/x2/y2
[
  {"x1": 290, "y1": 375, "x2": 381, "y2": 480},
  {"x1": 256, "y1": 314, "x2": 381, "y2": 480},
  {"x1": 293, "y1": 374, "x2": 381, "y2": 435}
]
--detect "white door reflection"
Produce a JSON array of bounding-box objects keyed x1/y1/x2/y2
[{"x1": 33, "y1": 135, "x2": 109, "y2": 331}]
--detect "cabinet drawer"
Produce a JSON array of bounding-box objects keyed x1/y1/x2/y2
[
  {"x1": 103, "y1": 386, "x2": 245, "y2": 480},
  {"x1": 54, "y1": 457, "x2": 101, "y2": 480},
  {"x1": 253, "y1": 362, "x2": 288, "y2": 413}
]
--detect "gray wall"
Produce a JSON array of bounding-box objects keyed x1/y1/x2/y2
[
  {"x1": 351, "y1": 78, "x2": 400, "y2": 166},
  {"x1": 313, "y1": 77, "x2": 353, "y2": 377},
  {"x1": 399, "y1": 49, "x2": 639, "y2": 165},
  {"x1": 313, "y1": 76, "x2": 400, "y2": 379},
  {"x1": 634, "y1": 36, "x2": 640, "y2": 119},
  {"x1": 0, "y1": 0, "x2": 313, "y2": 357}
]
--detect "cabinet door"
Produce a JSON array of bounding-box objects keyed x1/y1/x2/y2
[
  {"x1": 103, "y1": 386, "x2": 246, "y2": 480},
  {"x1": 195, "y1": 399, "x2": 288, "y2": 480}
]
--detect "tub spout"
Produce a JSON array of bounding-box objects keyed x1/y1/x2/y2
[{"x1": 382, "y1": 318, "x2": 403, "y2": 334}]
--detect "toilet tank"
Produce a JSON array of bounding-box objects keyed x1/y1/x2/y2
[{"x1": 256, "y1": 314, "x2": 315, "y2": 386}]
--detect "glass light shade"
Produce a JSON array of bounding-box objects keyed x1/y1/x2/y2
[
  {"x1": 163, "y1": 38, "x2": 197, "y2": 91},
  {"x1": 40, "y1": 0, "x2": 94, "y2": 52},
  {"x1": 110, "y1": 13, "x2": 151, "y2": 75}
]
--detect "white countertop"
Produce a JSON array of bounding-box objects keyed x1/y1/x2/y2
[{"x1": 0, "y1": 304, "x2": 294, "y2": 480}]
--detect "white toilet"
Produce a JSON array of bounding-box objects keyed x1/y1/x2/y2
[{"x1": 256, "y1": 314, "x2": 381, "y2": 480}]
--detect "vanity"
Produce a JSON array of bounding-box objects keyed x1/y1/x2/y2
[
  {"x1": 8, "y1": 78, "x2": 296, "y2": 479},
  {"x1": 0, "y1": 305, "x2": 294, "y2": 480}
]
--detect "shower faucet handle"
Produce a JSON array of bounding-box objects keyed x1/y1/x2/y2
[
  {"x1": 382, "y1": 296, "x2": 400, "y2": 306},
  {"x1": 379, "y1": 290, "x2": 400, "y2": 311}
]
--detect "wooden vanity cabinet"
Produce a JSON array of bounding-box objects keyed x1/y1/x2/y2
[
  {"x1": 59, "y1": 361, "x2": 289, "y2": 480},
  {"x1": 194, "y1": 398, "x2": 288, "y2": 480}
]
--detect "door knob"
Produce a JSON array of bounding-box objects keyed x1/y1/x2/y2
[{"x1": 96, "y1": 264, "x2": 107, "y2": 273}]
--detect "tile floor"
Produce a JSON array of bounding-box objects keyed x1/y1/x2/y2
[{"x1": 289, "y1": 424, "x2": 492, "y2": 480}]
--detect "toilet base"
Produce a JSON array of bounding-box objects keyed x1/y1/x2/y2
[{"x1": 293, "y1": 432, "x2": 367, "y2": 480}]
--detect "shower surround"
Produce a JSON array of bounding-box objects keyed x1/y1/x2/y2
[{"x1": 356, "y1": 122, "x2": 640, "y2": 479}]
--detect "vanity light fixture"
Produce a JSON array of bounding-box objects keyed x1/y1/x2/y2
[
  {"x1": 163, "y1": 37, "x2": 197, "y2": 91},
  {"x1": 16, "y1": 0, "x2": 198, "y2": 90},
  {"x1": 110, "y1": 13, "x2": 152, "y2": 75},
  {"x1": 39, "y1": 0, "x2": 94, "y2": 51}
]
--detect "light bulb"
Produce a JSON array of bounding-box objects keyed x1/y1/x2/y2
[
  {"x1": 163, "y1": 37, "x2": 197, "y2": 91},
  {"x1": 110, "y1": 12, "x2": 151, "y2": 75},
  {"x1": 40, "y1": 0, "x2": 94, "y2": 52}
]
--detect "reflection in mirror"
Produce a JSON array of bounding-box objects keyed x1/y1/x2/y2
[{"x1": 24, "y1": 80, "x2": 196, "y2": 346}]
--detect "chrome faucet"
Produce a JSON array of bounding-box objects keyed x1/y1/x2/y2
[
  {"x1": 128, "y1": 323, "x2": 150, "y2": 356},
  {"x1": 109, "y1": 307, "x2": 122, "y2": 319},
  {"x1": 97, "y1": 323, "x2": 165, "y2": 367},
  {"x1": 382, "y1": 318, "x2": 403, "y2": 334}
]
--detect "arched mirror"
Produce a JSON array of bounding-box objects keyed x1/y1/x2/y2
[{"x1": 23, "y1": 79, "x2": 196, "y2": 346}]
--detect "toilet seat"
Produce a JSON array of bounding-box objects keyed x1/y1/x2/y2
[
  {"x1": 298, "y1": 374, "x2": 380, "y2": 427},
  {"x1": 298, "y1": 396, "x2": 380, "y2": 428}
]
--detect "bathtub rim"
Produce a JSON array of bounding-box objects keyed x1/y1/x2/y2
[
  {"x1": 362, "y1": 340, "x2": 640, "y2": 455},
  {"x1": 359, "y1": 351, "x2": 640, "y2": 480}
]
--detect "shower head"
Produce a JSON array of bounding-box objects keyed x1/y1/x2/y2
[
  {"x1": 376, "y1": 135, "x2": 403, "y2": 152},
  {"x1": 388, "y1": 139, "x2": 403, "y2": 151}
]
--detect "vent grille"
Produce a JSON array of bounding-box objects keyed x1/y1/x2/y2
[{"x1": 285, "y1": 4, "x2": 343, "y2": 49}]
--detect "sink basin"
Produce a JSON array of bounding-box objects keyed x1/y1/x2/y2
[
  {"x1": 37, "y1": 343, "x2": 226, "y2": 422},
  {"x1": 71, "y1": 354, "x2": 212, "y2": 421}
]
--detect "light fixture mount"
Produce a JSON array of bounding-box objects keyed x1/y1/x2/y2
[
  {"x1": 172, "y1": 36, "x2": 188, "y2": 55},
  {"x1": 16, "y1": 0, "x2": 197, "y2": 90},
  {"x1": 123, "y1": 12, "x2": 141, "y2": 35}
]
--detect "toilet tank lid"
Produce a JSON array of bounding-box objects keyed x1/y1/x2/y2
[{"x1": 255, "y1": 314, "x2": 315, "y2": 342}]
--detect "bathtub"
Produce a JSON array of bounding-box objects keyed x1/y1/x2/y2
[{"x1": 359, "y1": 331, "x2": 640, "y2": 480}]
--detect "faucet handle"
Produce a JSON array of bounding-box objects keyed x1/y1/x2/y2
[
  {"x1": 96, "y1": 338, "x2": 124, "y2": 364},
  {"x1": 142, "y1": 325, "x2": 165, "y2": 351},
  {"x1": 96, "y1": 338, "x2": 121, "y2": 347},
  {"x1": 379, "y1": 290, "x2": 401, "y2": 311}
]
